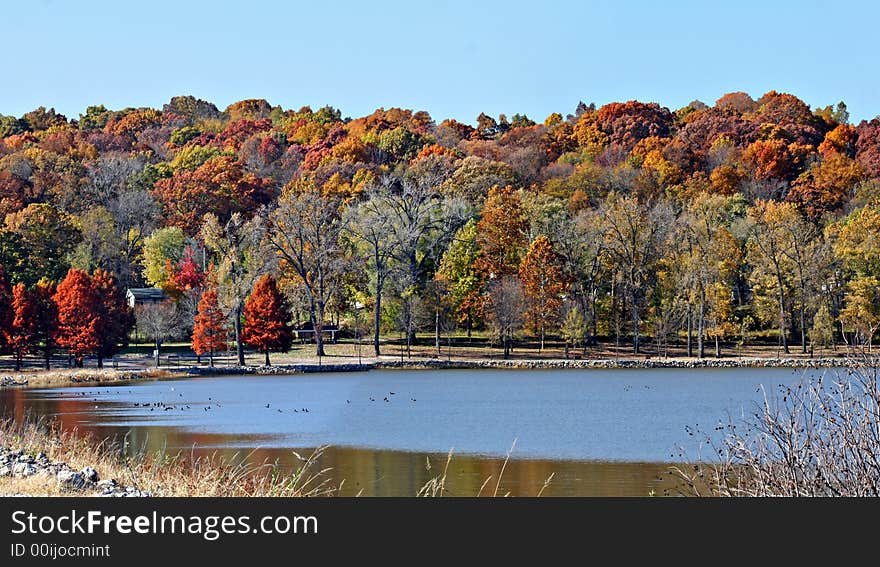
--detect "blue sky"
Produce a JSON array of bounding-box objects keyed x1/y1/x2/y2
[{"x1": 2, "y1": 0, "x2": 878, "y2": 124}]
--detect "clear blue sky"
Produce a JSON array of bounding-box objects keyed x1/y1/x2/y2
[{"x1": 3, "y1": 0, "x2": 879, "y2": 124}]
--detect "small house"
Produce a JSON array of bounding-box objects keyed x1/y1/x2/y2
[{"x1": 126, "y1": 287, "x2": 169, "y2": 308}]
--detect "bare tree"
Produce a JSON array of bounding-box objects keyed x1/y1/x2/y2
[
  {"x1": 136, "y1": 301, "x2": 181, "y2": 367},
  {"x1": 345, "y1": 183, "x2": 400, "y2": 356},
  {"x1": 599, "y1": 193, "x2": 668, "y2": 354},
  {"x1": 381, "y1": 171, "x2": 469, "y2": 344},
  {"x1": 266, "y1": 184, "x2": 348, "y2": 357},
  {"x1": 488, "y1": 276, "x2": 524, "y2": 359}
]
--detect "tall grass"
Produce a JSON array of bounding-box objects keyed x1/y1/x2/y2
[{"x1": 0, "y1": 417, "x2": 340, "y2": 497}]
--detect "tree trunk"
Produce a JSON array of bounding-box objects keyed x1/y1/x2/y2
[
  {"x1": 234, "y1": 304, "x2": 245, "y2": 365},
  {"x1": 374, "y1": 275, "x2": 383, "y2": 357},
  {"x1": 800, "y1": 303, "x2": 807, "y2": 354},
  {"x1": 97, "y1": 355, "x2": 103, "y2": 369},
  {"x1": 715, "y1": 334, "x2": 720, "y2": 358},
  {"x1": 209, "y1": 350, "x2": 214, "y2": 368},
  {"x1": 540, "y1": 327, "x2": 545, "y2": 353},
  {"x1": 14, "y1": 352, "x2": 21, "y2": 372},
  {"x1": 687, "y1": 306, "x2": 693, "y2": 357},
  {"x1": 265, "y1": 348, "x2": 270, "y2": 366},
  {"x1": 155, "y1": 341, "x2": 160, "y2": 367},
  {"x1": 314, "y1": 301, "x2": 326, "y2": 357},
  {"x1": 45, "y1": 348, "x2": 51, "y2": 370},
  {"x1": 435, "y1": 309, "x2": 441, "y2": 357},
  {"x1": 631, "y1": 294, "x2": 640, "y2": 355},
  {"x1": 698, "y1": 298, "x2": 705, "y2": 359},
  {"x1": 775, "y1": 268, "x2": 790, "y2": 354}
]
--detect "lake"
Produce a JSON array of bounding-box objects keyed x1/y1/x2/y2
[{"x1": 0, "y1": 367, "x2": 831, "y2": 496}]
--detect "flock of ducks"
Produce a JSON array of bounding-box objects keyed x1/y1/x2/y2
[{"x1": 73, "y1": 387, "x2": 418, "y2": 414}]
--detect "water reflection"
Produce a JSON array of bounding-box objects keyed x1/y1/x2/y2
[{"x1": 0, "y1": 367, "x2": 817, "y2": 496}]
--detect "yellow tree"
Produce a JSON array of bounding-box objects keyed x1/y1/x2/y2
[
  {"x1": 518, "y1": 235, "x2": 568, "y2": 352},
  {"x1": 839, "y1": 277, "x2": 880, "y2": 352},
  {"x1": 678, "y1": 193, "x2": 743, "y2": 358},
  {"x1": 745, "y1": 200, "x2": 797, "y2": 354}
]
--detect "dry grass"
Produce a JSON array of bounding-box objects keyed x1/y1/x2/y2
[
  {"x1": 672, "y1": 357, "x2": 880, "y2": 496},
  {"x1": 419, "y1": 439, "x2": 554, "y2": 497},
  {"x1": 0, "y1": 418, "x2": 340, "y2": 497}
]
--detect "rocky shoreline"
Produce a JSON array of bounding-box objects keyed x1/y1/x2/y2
[
  {"x1": 179, "y1": 355, "x2": 851, "y2": 375},
  {"x1": 0, "y1": 356, "x2": 858, "y2": 388},
  {"x1": 374, "y1": 357, "x2": 851, "y2": 370},
  {"x1": 0, "y1": 445, "x2": 150, "y2": 497}
]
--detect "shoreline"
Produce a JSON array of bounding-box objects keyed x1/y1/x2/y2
[{"x1": 0, "y1": 355, "x2": 857, "y2": 389}]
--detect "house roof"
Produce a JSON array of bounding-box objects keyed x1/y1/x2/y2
[{"x1": 126, "y1": 288, "x2": 169, "y2": 301}]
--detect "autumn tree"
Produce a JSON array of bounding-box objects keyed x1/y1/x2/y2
[
  {"x1": 4, "y1": 203, "x2": 81, "y2": 286},
  {"x1": 599, "y1": 193, "x2": 667, "y2": 354},
  {"x1": 54, "y1": 269, "x2": 101, "y2": 367},
  {"x1": 475, "y1": 185, "x2": 529, "y2": 278},
  {"x1": 142, "y1": 226, "x2": 186, "y2": 291},
  {"x1": 152, "y1": 155, "x2": 275, "y2": 232},
  {"x1": 10, "y1": 283, "x2": 37, "y2": 370},
  {"x1": 436, "y1": 219, "x2": 485, "y2": 338},
  {"x1": 677, "y1": 193, "x2": 743, "y2": 357},
  {"x1": 192, "y1": 287, "x2": 227, "y2": 367},
  {"x1": 518, "y1": 235, "x2": 568, "y2": 351},
  {"x1": 839, "y1": 276, "x2": 880, "y2": 352},
  {"x1": 745, "y1": 200, "x2": 800, "y2": 354},
  {"x1": 242, "y1": 274, "x2": 293, "y2": 365}
]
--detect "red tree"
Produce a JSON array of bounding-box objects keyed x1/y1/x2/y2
[
  {"x1": 171, "y1": 245, "x2": 206, "y2": 292},
  {"x1": 192, "y1": 288, "x2": 227, "y2": 367},
  {"x1": 242, "y1": 275, "x2": 293, "y2": 366},
  {"x1": 32, "y1": 279, "x2": 58, "y2": 369},
  {"x1": 54, "y1": 269, "x2": 101, "y2": 367},
  {"x1": 92, "y1": 269, "x2": 134, "y2": 368},
  {"x1": 10, "y1": 283, "x2": 37, "y2": 370}
]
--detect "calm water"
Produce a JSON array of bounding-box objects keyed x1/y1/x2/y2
[{"x1": 0, "y1": 367, "x2": 830, "y2": 496}]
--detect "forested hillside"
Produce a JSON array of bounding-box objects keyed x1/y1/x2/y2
[{"x1": 1, "y1": 91, "x2": 879, "y2": 362}]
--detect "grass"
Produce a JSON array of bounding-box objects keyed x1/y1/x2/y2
[{"x1": 0, "y1": 417, "x2": 340, "y2": 497}]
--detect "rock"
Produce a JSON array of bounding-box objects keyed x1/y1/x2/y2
[
  {"x1": 96, "y1": 479, "x2": 117, "y2": 489},
  {"x1": 81, "y1": 467, "x2": 99, "y2": 483},
  {"x1": 11, "y1": 462, "x2": 38, "y2": 477},
  {"x1": 0, "y1": 465, "x2": 11, "y2": 477},
  {"x1": 56, "y1": 470, "x2": 87, "y2": 489}
]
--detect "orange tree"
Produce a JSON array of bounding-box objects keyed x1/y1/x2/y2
[
  {"x1": 10, "y1": 283, "x2": 37, "y2": 370},
  {"x1": 54, "y1": 269, "x2": 101, "y2": 367},
  {"x1": 518, "y1": 235, "x2": 569, "y2": 352},
  {"x1": 192, "y1": 288, "x2": 227, "y2": 367},
  {"x1": 242, "y1": 275, "x2": 292, "y2": 366}
]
